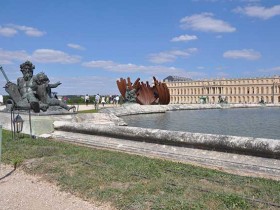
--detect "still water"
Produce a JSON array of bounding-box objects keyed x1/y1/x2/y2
[{"x1": 122, "y1": 107, "x2": 280, "y2": 139}]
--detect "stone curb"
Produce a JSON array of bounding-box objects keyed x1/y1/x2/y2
[
  {"x1": 51, "y1": 130, "x2": 280, "y2": 180},
  {"x1": 53, "y1": 121, "x2": 280, "y2": 159},
  {"x1": 100, "y1": 103, "x2": 280, "y2": 116}
]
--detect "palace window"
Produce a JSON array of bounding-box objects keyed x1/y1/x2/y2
[{"x1": 266, "y1": 87, "x2": 269, "y2": 94}]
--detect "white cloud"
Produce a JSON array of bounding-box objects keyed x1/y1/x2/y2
[
  {"x1": 0, "y1": 48, "x2": 29, "y2": 64},
  {"x1": 180, "y1": 13, "x2": 236, "y2": 33},
  {"x1": 8, "y1": 24, "x2": 46, "y2": 37},
  {"x1": 53, "y1": 75, "x2": 118, "y2": 95},
  {"x1": 0, "y1": 24, "x2": 45, "y2": 37},
  {"x1": 149, "y1": 53, "x2": 176, "y2": 64},
  {"x1": 258, "y1": 66, "x2": 280, "y2": 73},
  {"x1": 83, "y1": 60, "x2": 117, "y2": 69},
  {"x1": 0, "y1": 48, "x2": 81, "y2": 64},
  {"x1": 82, "y1": 60, "x2": 199, "y2": 77},
  {"x1": 67, "y1": 43, "x2": 85, "y2": 50},
  {"x1": 32, "y1": 49, "x2": 81, "y2": 64},
  {"x1": 171, "y1": 34, "x2": 198, "y2": 42},
  {"x1": 0, "y1": 26, "x2": 18, "y2": 37},
  {"x1": 233, "y1": 5, "x2": 280, "y2": 20},
  {"x1": 149, "y1": 48, "x2": 198, "y2": 64},
  {"x1": 223, "y1": 49, "x2": 261, "y2": 60}
]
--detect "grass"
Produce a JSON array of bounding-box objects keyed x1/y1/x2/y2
[
  {"x1": 77, "y1": 109, "x2": 98, "y2": 113},
  {"x1": 1, "y1": 129, "x2": 280, "y2": 209}
]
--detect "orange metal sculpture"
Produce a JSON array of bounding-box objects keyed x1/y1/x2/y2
[{"x1": 116, "y1": 77, "x2": 170, "y2": 105}]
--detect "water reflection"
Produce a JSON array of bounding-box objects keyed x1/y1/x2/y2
[{"x1": 122, "y1": 107, "x2": 280, "y2": 139}]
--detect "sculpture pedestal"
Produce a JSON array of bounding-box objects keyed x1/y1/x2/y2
[{"x1": 0, "y1": 111, "x2": 74, "y2": 136}]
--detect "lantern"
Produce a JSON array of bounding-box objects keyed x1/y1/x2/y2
[{"x1": 13, "y1": 114, "x2": 24, "y2": 133}]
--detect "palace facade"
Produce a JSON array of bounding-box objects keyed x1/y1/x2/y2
[{"x1": 164, "y1": 76, "x2": 280, "y2": 104}]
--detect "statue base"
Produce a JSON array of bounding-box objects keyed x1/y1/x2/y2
[
  {"x1": 0, "y1": 110, "x2": 76, "y2": 136},
  {"x1": 1, "y1": 105, "x2": 76, "y2": 116}
]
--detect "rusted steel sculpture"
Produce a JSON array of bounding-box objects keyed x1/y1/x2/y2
[{"x1": 116, "y1": 76, "x2": 170, "y2": 105}]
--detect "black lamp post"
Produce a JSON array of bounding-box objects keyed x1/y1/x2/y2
[{"x1": 13, "y1": 114, "x2": 24, "y2": 139}]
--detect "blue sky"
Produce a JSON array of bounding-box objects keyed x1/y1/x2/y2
[{"x1": 0, "y1": 0, "x2": 280, "y2": 95}]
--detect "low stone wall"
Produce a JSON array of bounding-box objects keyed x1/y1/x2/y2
[
  {"x1": 54, "y1": 121, "x2": 280, "y2": 159},
  {"x1": 100, "y1": 104, "x2": 220, "y2": 116},
  {"x1": 100, "y1": 103, "x2": 280, "y2": 116}
]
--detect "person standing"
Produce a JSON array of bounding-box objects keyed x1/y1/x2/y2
[
  {"x1": 115, "y1": 95, "x2": 119, "y2": 106},
  {"x1": 85, "y1": 94, "x2": 89, "y2": 106},
  {"x1": 95, "y1": 93, "x2": 100, "y2": 110},
  {"x1": 0, "y1": 94, "x2": 3, "y2": 105},
  {"x1": 101, "y1": 96, "x2": 106, "y2": 107}
]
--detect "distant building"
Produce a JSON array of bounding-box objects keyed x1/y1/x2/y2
[
  {"x1": 163, "y1": 75, "x2": 192, "y2": 82},
  {"x1": 164, "y1": 75, "x2": 280, "y2": 104}
]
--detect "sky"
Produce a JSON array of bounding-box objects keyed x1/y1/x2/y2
[{"x1": 0, "y1": 0, "x2": 280, "y2": 95}]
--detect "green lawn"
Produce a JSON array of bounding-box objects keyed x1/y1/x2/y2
[
  {"x1": 1, "y1": 129, "x2": 280, "y2": 209},
  {"x1": 77, "y1": 109, "x2": 98, "y2": 113}
]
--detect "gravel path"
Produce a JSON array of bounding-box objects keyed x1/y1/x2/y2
[{"x1": 0, "y1": 165, "x2": 114, "y2": 210}]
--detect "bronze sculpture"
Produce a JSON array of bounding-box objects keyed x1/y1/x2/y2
[
  {"x1": 116, "y1": 76, "x2": 170, "y2": 105},
  {"x1": 33, "y1": 72, "x2": 74, "y2": 111},
  {"x1": 1, "y1": 61, "x2": 74, "y2": 113}
]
